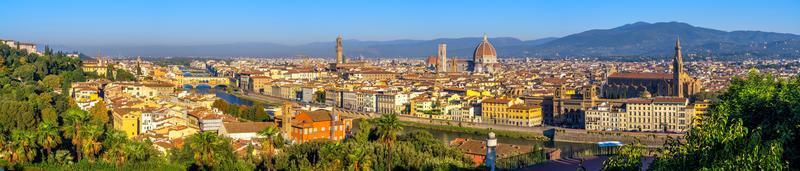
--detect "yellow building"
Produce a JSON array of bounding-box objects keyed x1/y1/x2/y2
[
  {"x1": 481, "y1": 97, "x2": 542, "y2": 127},
  {"x1": 692, "y1": 100, "x2": 710, "y2": 127},
  {"x1": 112, "y1": 108, "x2": 141, "y2": 138}
]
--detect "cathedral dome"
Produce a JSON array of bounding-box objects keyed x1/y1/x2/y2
[{"x1": 473, "y1": 35, "x2": 497, "y2": 63}]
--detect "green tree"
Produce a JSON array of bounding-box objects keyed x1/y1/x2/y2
[
  {"x1": 9, "y1": 130, "x2": 38, "y2": 164},
  {"x1": 78, "y1": 123, "x2": 103, "y2": 161},
  {"x1": 114, "y1": 69, "x2": 136, "y2": 81},
  {"x1": 253, "y1": 103, "x2": 269, "y2": 121},
  {"x1": 105, "y1": 64, "x2": 115, "y2": 80},
  {"x1": 12, "y1": 64, "x2": 36, "y2": 81},
  {"x1": 602, "y1": 141, "x2": 645, "y2": 171},
  {"x1": 178, "y1": 132, "x2": 236, "y2": 169},
  {"x1": 61, "y1": 108, "x2": 92, "y2": 161},
  {"x1": 258, "y1": 125, "x2": 281, "y2": 170},
  {"x1": 352, "y1": 119, "x2": 372, "y2": 143},
  {"x1": 89, "y1": 101, "x2": 110, "y2": 124},
  {"x1": 36, "y1": 121, "x2": 61, "y2": 159},
  {"x1": 649, "y1": 71, "x2": 797, "y2": 170},
  {"x1": 374, "y1": 114, "x2": 403, "y2": 171},
  {"x1": 40, "y1": 75, "x2": 63, "y2": 90}
]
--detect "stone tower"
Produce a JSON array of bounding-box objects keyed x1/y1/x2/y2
[
  {"x1": 672, "y1": 37, "x2": 684, "y2": 98},
  {"x1": 336, "y1": 35, "x2": 344, "y2": 64},
  {"x1": 281, "y1": 101, "x2": 293, "y2": 140},
  {"x1": 438, "y1": 43, "x2": 447, "y2": 73}
]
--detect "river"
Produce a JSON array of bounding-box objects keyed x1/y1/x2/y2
[
  {"x1": 186, "y1": 86, "x2": 599, "y2": 157},
  {"x1": 183, "y1": 85, "x2": 254, "y2": 106}
]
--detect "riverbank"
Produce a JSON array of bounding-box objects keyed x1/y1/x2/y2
[{"x1": 400, "y1": 120, "x2": 550, "y2": 141}]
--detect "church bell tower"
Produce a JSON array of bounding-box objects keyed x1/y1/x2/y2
[{"x1": 673, "y1": 37, "x2": 684, "y2": 98}]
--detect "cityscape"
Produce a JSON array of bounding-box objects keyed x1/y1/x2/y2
[{"x1": 1, "y1": 1, "x2": 799, "y2": 170}]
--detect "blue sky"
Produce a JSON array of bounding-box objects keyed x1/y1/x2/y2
[{"x1": 1, "y1": 0, "x2": 798, "y2": 46}]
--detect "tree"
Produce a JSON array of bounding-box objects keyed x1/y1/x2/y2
[
  {"x1": 352, "y1": 119, "x2": 372, "y2": 143},
  {"x1": 105, "y1": 64, "x2": 115, "y2": 80},
  {"x1": 114, "y1": 69, "x2": 136, "y2": 81},
  {"x1": 258, "y1": 125, "x2": 280, "y2": 170},
  {"x1": 346, "y1": 145, "x2": 372, "y2": 171},
  {"x1": 601, "y1": 141, "x2": 645, "y2": 171},
  {"x1": 36, "y1": 121, "x2": 61, "y2": 159},
  {"x1": 649, "y1": 71, "x2": 797, "y2": 170},
  {"x1": 253, "y1": 103, "x2": 269, "y2": 121},
  {"x1": 78, "y1": 123, "x2": 103, "y2": 161},
  {"x1": 61, "y1": 108, "x2": 92, "y2": 161},
  {"x1": 374, "y1": 114, "x2": 403, "y2": 171},
  {"x1": 180, "y1": 132, "x2": 235, "y2": 169},
  {"x1": 89, "y1": 101, "x2": 110, "y2": 124},
  {"x1": 41, "y1": 75, "x2": 63, "y2": 90},
  {"x1": 12, "y1": 64, "x2": 36, "y2": 81},
  {"x1": 9, "y1": 130, "x2": 38, "y2": 164}
]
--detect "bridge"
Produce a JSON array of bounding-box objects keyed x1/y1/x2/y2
[{"x1": 177, "y1": 76, "x2": 231, "y2": 88}]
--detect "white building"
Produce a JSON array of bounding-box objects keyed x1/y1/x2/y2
[{"x1": 218, "y1": 122, "x2": 276, "y2": 140}]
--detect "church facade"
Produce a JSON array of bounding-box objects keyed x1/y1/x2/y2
[{"x1": 603, "y1": 38, "x2": 701, "y2": 99}]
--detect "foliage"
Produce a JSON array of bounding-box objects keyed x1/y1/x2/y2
[
  {"x1": 0, "y1": 44, "x2": 170, "y2": 170},
  {"x1": 648, "y1": 71, "x2": 797, "y2": 170},
  {"x1": 172, "y1": 132, "x2": 252, "y2": 170},
  {"x1": 212, "y1": 99, "x2": 272, "y2": 121},
  {"x1": 602, "y1": 141, "x2": 646, "y2": 171},
  {"x1": 114, "y1": 69, "x2": 136, "y2": 82}
]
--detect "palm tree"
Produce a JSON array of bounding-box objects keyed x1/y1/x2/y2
[
  {"x1": 61, "y1": 108, "x2": 91, "y2": 160},
  {"x1": 187, "y1": 132, "x2": 229, "y2": 168},
  {"x1": 9, "y1": 130, "x2": 38, "y2": 164},
  {"x1": 347, "y1": 145, "x2": 372, "y2": 171},
  {"x1": 375, "y1": 114, "x2": 403, "y2": 171},
  {"x1": 37, "y1": 121, "x2": 61, "y2": 159},
  {"x1": 101, "y1": 130, "x2": 129, "y2": 165},
  {"x1": 257, "y1": 125, "x2": 281, "y2": 170},
  {"x1": 79, "y1": 123, "x2": 104, "y2": 161}
]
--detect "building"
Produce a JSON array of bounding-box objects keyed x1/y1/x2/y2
[
  {"x1": 113, "y1": 108, "x2": 142, "y2": 138},
  {"x1": 625, "y1": 97, "x2": 693, "y2": 132},
  {"x1": 603, "y1": 38, "x2": 701, "y2": 99},
  {"x1": 437, "y1": 43, "x2": 447, "y2": 73},
  {"x1": 376, "y1": 92, "x2": 409, "y2": 114},
  {"x1": 218, "y1": 122, "x2": 277, "y2": 140},
  {"x1": 585, "y1": 103, "x2": 627, "y2": 131},
  {"x1": 342, "y1": 90, "x2": 358, "y2": 110},
  {"x1": 449, "y1": 137, "x2": 535, "y2": 166},
  {"x1": 290, "y1": 109, "x2": 353, "y2": 143},
  {"x1": 471, "y1": 34, "x2": 499, "y2": 73},
  {"x1": 481, "y1": 97, "x2": 543, "y2": 127},
  {"x1": 336, "y1": 35, "x2": 345, "y2": 64},
  {"x1": 1, "y1": 39, "x2": 37, "y2": 54},
  {"x1": 325, "y1": 89, "x2": 343, "y2": 108},
  {"x1": 692, "y1": 100, "x2": 710, "y2": 126}
]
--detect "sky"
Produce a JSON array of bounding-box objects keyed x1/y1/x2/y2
[{"x1": 1, "y1": 0, "x2": 798, "y2": 46}]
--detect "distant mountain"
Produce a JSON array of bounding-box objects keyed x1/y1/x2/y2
[
  {"x1": 527, "y1": 22, "x2": 800, "y2": 58},
  {"x1": 51, "y1": 22, "x2": 799, "y2": 59}
]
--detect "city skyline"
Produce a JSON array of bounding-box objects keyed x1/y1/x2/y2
[{"x1": 1, "y1": 0, "x2": 799, "y2": 46}]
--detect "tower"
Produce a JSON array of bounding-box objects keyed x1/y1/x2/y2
[
  {"x1": 485, "y1": 132, "x2": 498, "y2": 171},
  {"x1": 438, "y1": 43, "x2": 447, "y2": 73},
  {"x1": 673, "y1": 37, "x2": 684, "y2": 98},
  {"x1": 281, "y1": 101, "x2": 293, "y2": 140},
  {"x1": 336, "y1": 35, "x2": 344, "y2": 64}
]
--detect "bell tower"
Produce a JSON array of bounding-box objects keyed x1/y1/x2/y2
[{"x1": 673, "y1": 37, "x2": 684, "y2": 98}]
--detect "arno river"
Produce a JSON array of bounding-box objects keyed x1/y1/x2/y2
[{"x1": 187, "y1": 85, "x2": 598, "y2": 157}]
